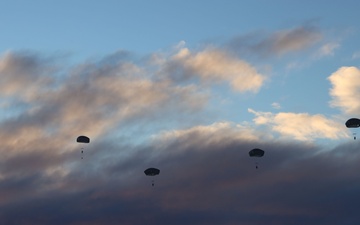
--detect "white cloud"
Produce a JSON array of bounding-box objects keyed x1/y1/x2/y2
[
  {"x1": 314, "y1": 42, "x2": 340, "y2": 58},
  {"x1": 328, "y1": 66, "x2": 360, "y2": 115},
  {"x1": 174, "y1": 40, "x2": 186, "y2": 50},
  {"x1": 271, "y1": 102, "x2": 281, "y2": 109},
  {"x1": 248, "y1": 108, "x2": 348, "y2": 141},
  {"x1": 158, "y1": 47, "x2": 266, "y2": 93}
]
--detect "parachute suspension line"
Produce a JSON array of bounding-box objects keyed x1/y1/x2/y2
[
  {"x1": 77, "y1": 136, "x2": 90, "y2": 160},
  {"x1": 249, "y1": 148, "x2": 264, "y2": 170},
  {"x1": 144, "y1": 168, "x2": 160, "y2": 187}
]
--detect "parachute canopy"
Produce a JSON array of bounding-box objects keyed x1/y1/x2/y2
[
  {"x1": 77, "y1": 136, "x2": 90, "y2": 143},
  {"x1": 345, "y1": 118, "x2": 360, "y2": 128},
  {"x1": 249, "y1": 148, "x2": 265, "y2": 157},
  {"x1": 144, "y1": 168, "x2": 160, "y2": 176}
]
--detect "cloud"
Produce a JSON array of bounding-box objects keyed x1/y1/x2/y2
[
  {"x1": 0, "y1": 122, "x2": 359, "y2": 224},
  {"x1": 271, "y1": 102, "x2": 281, "y2": 109},
  {"x1": 152, "y1": 122, "x2": 260, "y2": 150},
  {"x1": 0, "y1": 51, "x2": 55, "y2": 100},
  {"x1": 248, "y1": 108, "x2": 348, "y2": 141},
  {"x1": 228, "y1": 24, "x2": 323, "y2": 57},
  {"x1": 0, "y1": 41, "x2": 357, "y2": 224},
  {"x1": 328, "y1": 66, "x2": 360, "y2": 115},
  {"x1": 313, "y1": 42, "x2": 340, "y2": 58},
  {"x1": 352, "y1": 51, "x2": 360, "y2": 59},
  {"x1": 0, "y1": 50, "x2": 211, "y2": 183},
  {"x1": 265, "y1": 25, "x2": 322, "y2": 55},
  {"x1": 156, "y1": 47, "x2": 266, "y2": 93}
]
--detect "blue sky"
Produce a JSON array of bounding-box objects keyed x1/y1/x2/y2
[{"x1": 1, "y1": 1, "x2": 360, "y2": 224}]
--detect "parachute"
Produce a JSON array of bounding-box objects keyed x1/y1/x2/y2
[
  {"x1": 144, "y1": 168, "x2": 160, "y2": 186},
  {"x1": 77, "y1": 136, "x2": 90, "y2": 143},
  {"x1": 249, "y1": 148, "x2": 264, "y2": 169},
  {"x1": 345, "y1": 118, "x2": 360, "y2": 140},
  {"x1": 76, "y1": 136, "x2": 90, "y2": 159},
  {"x1": 249, "y1": 148, "x2": 265, "y2": 157}
]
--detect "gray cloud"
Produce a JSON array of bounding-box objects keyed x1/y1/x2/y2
[
  {"x1": 0, "y1": 51, "x2": 56, "y2": 101},
  {"x1": 228, "y1": 24, "x2": 323, "y2": 58}
]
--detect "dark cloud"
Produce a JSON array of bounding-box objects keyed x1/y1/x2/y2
[{"x1": 0, "y1": 126, "x2": 358, "y2": 224}]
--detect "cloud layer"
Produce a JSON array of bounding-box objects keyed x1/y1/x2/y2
[{"x1": 0, "y1": 28, "x2": 358, "y2": 224}]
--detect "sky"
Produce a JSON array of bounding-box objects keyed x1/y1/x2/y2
[{"x1": 0, "y1": 0, "x2": 360, "y2": 224}]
